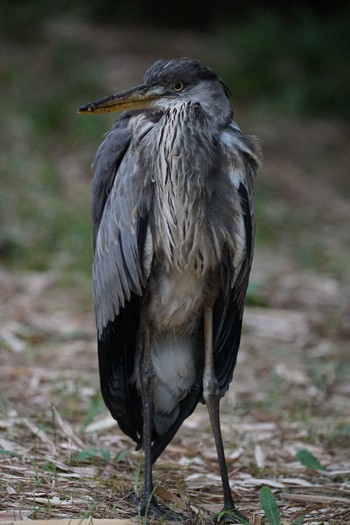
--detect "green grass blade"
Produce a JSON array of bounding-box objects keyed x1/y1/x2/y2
[
  {"x1": 0, "y1": 448, "x2": 22, "y2": 458},
  {"x1": 216, "y1": 509, "x2": 251, "y2": 524},
  {"x1": 74, "y1": 447, "x2": 110, "y2": 463},
  {"x1": 259, "y1": 486, "x2": 280, "y2": 525},
  {"x1": 292, "y1": 515, "x2": 305, "y2": 525}
]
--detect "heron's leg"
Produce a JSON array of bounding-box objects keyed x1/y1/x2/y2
[
  {"x1": 140, "y1": 326, "x2": 156, "y2": 513},
  {"x1": 139, "y1": 328, "x2": 185, "y2": 521},
  {"x1": 203, "y1": 308, "x2": 249, "y2": 524}
]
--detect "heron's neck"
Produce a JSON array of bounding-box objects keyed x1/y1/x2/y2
[
  {"x1": 151, "y1": 103, "x2": 216, "y2": 187},
  {"x1": 142, "y1": 103, "x2": 218, "y2": 271}
]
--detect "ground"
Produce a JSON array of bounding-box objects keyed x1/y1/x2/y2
[{"x1": 0, "y1": 18, "x2": 349, "y2": 525}]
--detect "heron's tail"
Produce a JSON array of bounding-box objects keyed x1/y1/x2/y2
[
  {"x1": 150, "y1": 334, "x2": 196, "y2": 435},
  {"x1": 151, "y1": 349, "x2": 204, "y2": 463}
]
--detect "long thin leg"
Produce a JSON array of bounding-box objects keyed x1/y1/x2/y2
[
  {"x1": 139, "y1": 328, "x2": 185, "y2": 521},
  {"x1": 203, "y1": 308, "x2": 249, "y2": 524},
  {"x1": 140, "y1": 326, "x2": 155, "y2": 513}
]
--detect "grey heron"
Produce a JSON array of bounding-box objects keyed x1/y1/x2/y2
[{"x1": 78, "y1": 57, "x2": 260, "y2": 523}]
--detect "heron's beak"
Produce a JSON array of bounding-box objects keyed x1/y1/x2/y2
[{"x1": 77, "y1": 84, "x2": 167, "y2": 114}]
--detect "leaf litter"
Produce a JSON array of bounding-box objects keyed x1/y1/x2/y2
[{"x1": 1, "y1": 262, "x2": 349, "y2": 524}]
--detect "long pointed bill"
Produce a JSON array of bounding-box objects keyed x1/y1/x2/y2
[{"x1": 77, "y1": 84, "x2": 167, "y2": 114}]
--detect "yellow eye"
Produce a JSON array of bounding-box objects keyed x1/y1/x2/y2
[{"x1": 172, "y1": 82, "x2": 184, "y2": 91}]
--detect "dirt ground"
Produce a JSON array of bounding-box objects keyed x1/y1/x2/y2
[{"x1": 0, "y1": 19, "x2": 349, "y2": 525}]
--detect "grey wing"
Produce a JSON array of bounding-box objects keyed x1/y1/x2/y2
[
  {"x1": 92, "y1": 114, "x2": 152, "y2": 333},
  {"x1": 91, "y1": 113, "x2": 153, "y2": 446},
  {"x1": 213, "y1": 124, "x2": 260, "y2": 395}
]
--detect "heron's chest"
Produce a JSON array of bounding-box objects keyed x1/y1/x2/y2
[
  {"x1": 146, "y1": 268, "x2": 209, "y2": 332},
  {"x1": 140, "y1": 105, "x2": 229, "y2": 273},
  {"x1": 151, "y1": 180, "x2": 219, "y2": 276}
]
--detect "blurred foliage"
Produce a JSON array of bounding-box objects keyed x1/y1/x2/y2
[
  {"x1": 0, "y1": 3, "x2": 349, "y2": 281},
  {"x1": 1, "y1": 2, "x2": 349, "y2": 119},
  {"x1": 220, "y1": 7, "x2": 350, "y2": 119},
  {"x1": 0, "y1": 0, "x2": 348, "y2": 32},
  {"x1": 0, "y1": 40, "x2": 106, "y2": 277}
]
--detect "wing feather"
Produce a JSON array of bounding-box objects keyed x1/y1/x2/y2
[
  {"x1": 213, "y1": 125, "x2": 260, "y2": 395},
  {"x1": 91, "y1": 113, "x2": 154, "y2": 447},
  {"x1": 93, "y1": 125, "x2": 151, "y2": 332}
]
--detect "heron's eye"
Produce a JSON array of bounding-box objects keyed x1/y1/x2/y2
[{"x1": 172, "y1": 82, "x2": 184, "y2": 92}]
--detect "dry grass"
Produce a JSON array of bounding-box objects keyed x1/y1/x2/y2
[{"x1": 0, "y1": 253, "x2": 349, "y2": 524}]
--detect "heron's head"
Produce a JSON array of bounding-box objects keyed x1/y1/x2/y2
[{"x1": 78, "y1": 58, "x2": 232, "y2": 124}]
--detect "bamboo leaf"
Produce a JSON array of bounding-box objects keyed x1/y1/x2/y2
[
  {"x1": 295, "y1": 448, "x2": 326, "y2": 471},
  {"x1": 259, "y1": 485, "x2": 280, "y2": 525}
]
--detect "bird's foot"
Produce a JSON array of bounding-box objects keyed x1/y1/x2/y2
[
  {"x1": 216, "y1": 506, "x2": 251, "y2": 524},
  {"x1": 140, "y1": 496, "x2": 188, "y2": 522}
]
